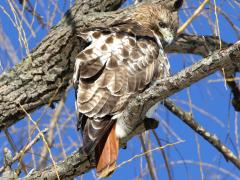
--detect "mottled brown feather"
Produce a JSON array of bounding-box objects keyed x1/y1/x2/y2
[{"x1": 75, "y1": 31, "x2": 161, "y2": 118}]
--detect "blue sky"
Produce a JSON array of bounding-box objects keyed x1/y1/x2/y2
[{"x1": 0, "y1": 0, "x2": 240, "y2": 180}]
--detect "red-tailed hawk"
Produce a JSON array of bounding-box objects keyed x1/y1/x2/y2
[{"x1": 73, "y1": 1, "x2": 183, "y2": 178}]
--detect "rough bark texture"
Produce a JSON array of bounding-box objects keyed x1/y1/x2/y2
[{"x1": 167, "y1": 33, "x2": 231, "y2": 57}]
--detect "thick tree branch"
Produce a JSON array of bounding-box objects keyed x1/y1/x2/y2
[
  {"x1": 168, "y1": 34, "x2": 240, "y2": 112},
  {"x1": 167, "y1": 33, "x2": 231, "y2": 57}
]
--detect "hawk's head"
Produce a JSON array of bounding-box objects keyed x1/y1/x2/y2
[{"x1": 133, "y1": 0, "x2": 183, "y2": 45}]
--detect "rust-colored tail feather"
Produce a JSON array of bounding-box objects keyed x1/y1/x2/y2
[{"x1": 95, "y1": 123, "x2": 119, "y2": 178}]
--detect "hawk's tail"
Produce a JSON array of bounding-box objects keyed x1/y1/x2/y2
[{"x1": 95, "y1": 123, "x2": 119, "y2": 178}]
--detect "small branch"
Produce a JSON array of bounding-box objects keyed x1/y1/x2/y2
[
  {"x1": 115, "y1": 141, "x2": 184, "y2": 171},
  {"x1": 38, "y1": 88, "x2": 69, "y2": 169},
  {"x1": 166, "y1": 33, "x2": 231, "y2": 57},
  {"x1": 152, "y1": 130, "x2": 172, "y2": 180},
  {"x1": 0, "y1": 128, "x2": 48, "y2": 174},
  {"x1": 1, "y1": 148, "x2": 18, "y2": 179},
  {"x1": 18, "y1": 0, "x2": 46, "y2": 28},
  {"x1": 19, "y1": 104, "x2": 60, "y2": 180},
  {"x1": 178, "y1": 0, "x2": 210, "y2": 34},
  {"x1": 163, "y1": 99, "x2": 240, "y2": 169},
  {"x1": 4, "y1": 129, "x2": 28, "y2": 174},
  {"x1": 139, "y1": 134, "x2": 157, "y2": 180}
]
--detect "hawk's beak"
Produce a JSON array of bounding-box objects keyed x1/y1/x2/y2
[{"x1": 160, "y1": 28, "x2": 174, "y2": 45}]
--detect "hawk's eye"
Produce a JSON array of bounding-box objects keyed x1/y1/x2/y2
[{"x1": 159, "y1": 22, "x2": 167, "y2": 28}]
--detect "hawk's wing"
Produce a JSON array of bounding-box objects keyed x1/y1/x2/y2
[{"x1": 73, "y1": 25, "x2": 169, "y2": 151}]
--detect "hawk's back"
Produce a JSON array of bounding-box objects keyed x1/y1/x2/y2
[{"x1": 74, "y1": 29, "x2": 169, "y2": 120}]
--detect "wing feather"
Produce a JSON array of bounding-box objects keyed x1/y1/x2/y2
[{"x1": 73, "y1": 28, "x2": 169, "y2": 152}]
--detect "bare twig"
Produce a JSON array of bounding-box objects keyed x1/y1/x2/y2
[
  {"x1": 4, "y1": 129, "x2": 28, "y2": 174},
  {"x1": 169, "y1": 160, "x2": 239, "y2": 179},
  {"x1": 1, "y1": 147, "x2": 18, "y2": 179},
  {"x1": 38, "y1": 88, "x2": 69, "y2": 169},
  {"x1": 18, "y1": 0, "x2": 46, "y2": 28},
  {"x1": 152, "y1": 130, "x2": 172, "y2": 180},
  {"x1": 139, "y1": 134, "x2": 157, "y2": 180},
  {"x1": 115, "y1": 141, "x2": 184, "y2": 171},
  {"x1": 19, "y1": 104, "x2": 60, "y2": 180},
  {"x1": 178, "y1": 0, "x2": 210, "y2": 34},
  {"x1": 0, "y1": 128, "x2": 48, "y2": 174}
]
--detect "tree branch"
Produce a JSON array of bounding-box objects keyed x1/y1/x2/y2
[
  {"x1": 139, "y1": 134, "x2": 157, "y2": 179},
  {"x1": 0, "y1": 128, "x2": 48, "y2": 174},
  {"x1": 168, "y1": 34, "x2": 240, "y2": 112},
  {"x1": 163, "y1": 99, "x2": 240, "y2": 169},
  {"x1": 166, "y1": 33, "x2": 231, "y2": 57}
]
